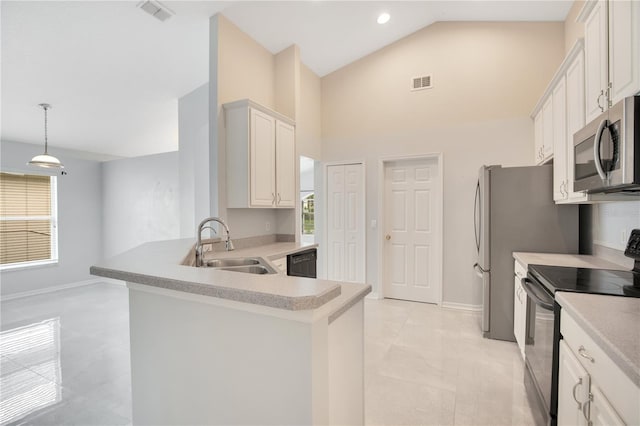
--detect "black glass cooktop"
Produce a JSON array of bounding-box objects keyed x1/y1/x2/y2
[{"x1": 528, "y1": 264, "x2": 640, "y2": 298}]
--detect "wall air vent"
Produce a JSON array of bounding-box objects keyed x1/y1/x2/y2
[
  {"x1": 411, "y1": 75, "x2": 433, "y2": 91},
  {"x1": 137, "y1": 1, "x2": 174, "y2": 22}
]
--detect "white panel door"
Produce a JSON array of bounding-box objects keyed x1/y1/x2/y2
[
  {"x1": 383, "y1": 158, "x2": 440, "y2": 303},
  {"x1": 275, "y1": 120, "x2": 295, "y2": 208},
  {"x1": 250, "y1": 108, "x2": 276, "y2": 207},
  {"x1": 326, "y1": 164, "x2": 365, "y2": 283}
]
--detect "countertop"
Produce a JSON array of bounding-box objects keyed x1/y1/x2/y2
[
  {"x1": 513, "y1": 252, "x2": 628, "y2": 270},
  {"x1": 90, "y1": 239, "x2": 371, "y2": 316},
  {"x1": 556, "y1": 292, "x2": 640, "y2": 387}
]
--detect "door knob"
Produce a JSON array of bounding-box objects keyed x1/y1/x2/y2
[{"x1": 385, "y1": 235, "x2": 391, "y2": 240}]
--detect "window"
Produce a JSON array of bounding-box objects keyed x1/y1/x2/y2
[
  {"x1": 301, "y1": 193, "x2": 314, "y2": 235},
  {"x1": 0, "y1": 172, "x2": 58, "y2": 269}
]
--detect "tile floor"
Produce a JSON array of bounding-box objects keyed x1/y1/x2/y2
[{"x1": 0, "y1": 282, "x2": 536, "y2": 425}]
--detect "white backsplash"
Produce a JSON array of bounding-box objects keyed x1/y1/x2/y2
[{"x1": 592, "y1": 200, "x2": 640, "y2": 251}]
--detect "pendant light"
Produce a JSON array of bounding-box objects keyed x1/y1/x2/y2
[{"x1": 28, "y1": 103, "x2": 64, "y2": 169}]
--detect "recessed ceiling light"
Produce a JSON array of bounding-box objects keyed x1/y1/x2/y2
[{"x1": 377, "y1": 12, "x2": 390, "y2": 24}]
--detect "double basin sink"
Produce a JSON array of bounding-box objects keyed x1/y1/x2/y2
[{"x1": 199, "y1": 257, "x2": 276, "y2": 275}]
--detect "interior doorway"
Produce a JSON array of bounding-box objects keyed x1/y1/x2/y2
[{"x1": 381, "y1": 155, "x2": 443, "y2": 304}]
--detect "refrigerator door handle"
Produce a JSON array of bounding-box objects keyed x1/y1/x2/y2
[{"x1": 474, "y1": 181, "x2": 481, "y2": 252}]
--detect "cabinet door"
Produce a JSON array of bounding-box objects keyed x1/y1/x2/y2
[
  {"x1": 534, "y1": 110, "x2": 544, "y2": 165},
  {"x1": 542, "y1": 96, "x2": 554, "y2": 161},
  {"x1": 565, "y1": 50, "x2": 586, "y2": 200},
  {"x1": 275, "y1": 120, "x2": 296, "y2": 208},
  {"x1": 552, "y1": 77, "x2": 567, "y2": 202},
  {"x1": 608, "y1": 0, "x2": 640, "y2": 104},
  {"x1": 250, "y1": 108, "x2": 276, "y2": 207},
  {"x1": 584, "y1": 0, "x2": 609, "y2": 122},
  {"x1": 513, "y1": 278, "x2": 524, "y2": 357},
  {"x1": 590, "y1": 385, "x2": 625, "y2": 426},
  {"x1": 558, "y1": 340, "x2": 590, "y2": 426}
]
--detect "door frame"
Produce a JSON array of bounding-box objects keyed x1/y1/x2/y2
[
  {"x1": 322, "y1": 160, "x2": 367, "y2": 283},
  {"x1": 377, "y1": 153, "x2": 444, "y2": 304}
]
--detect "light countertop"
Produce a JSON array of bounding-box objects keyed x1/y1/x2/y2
[
  {"x1": 556, "y1": 292, "x2": 640, "y2": 387},
  {"x1": 90, "y1": 239, "x2": 371, "y2": 317},
  {"x1": 513, "y1": 252, "x2": 628, "y2": 270}
]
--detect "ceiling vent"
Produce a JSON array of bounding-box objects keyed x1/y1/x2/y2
[
  {"x1": 411, "y1": 75, "x2": 433, "y2": 91},
  {"x1": 137, "y1": 1, "x2": 174, "y2": 22}
]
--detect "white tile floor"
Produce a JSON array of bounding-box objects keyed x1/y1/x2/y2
[{"x1": 0, "y1": 282, "x2": 536, "y2": 425}]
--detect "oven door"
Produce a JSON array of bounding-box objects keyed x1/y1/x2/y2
[{"x1": 522, "y1": 276, "x2": 555, "y2": 425}]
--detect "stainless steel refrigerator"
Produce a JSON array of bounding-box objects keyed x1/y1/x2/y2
[{"x1": 473, "y1": 165, "x2": 578, "y2": 341}]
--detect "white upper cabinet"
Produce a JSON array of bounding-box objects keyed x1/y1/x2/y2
[
  {"x1": 565, "y1": 50, "x2": 587, "y2": 201},
  {"x1": 582, "y1": 0, "x2": 640, "y2": 122},
  {"x1": 552, "y1": 76, "x2": 567, "y2": 202},
  {"x1": 224, "y1": 99, "x2": 296, "y2": 209},
  {"x1": 275, "y1": 120, "x2": 296, "y2": 208},
  {"x1": 608, "y1": 0, "x2": 640, "y2": 105},
  {"x1": 584, "y1": 0, "x2": 610, "y2": 122},
  {"x1": 249, "y1": 108, "x2": 277, "y2": 207}
]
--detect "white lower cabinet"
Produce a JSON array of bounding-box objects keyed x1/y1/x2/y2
[
  {"x1": 558, "y1": 340, "x2": 590, "y2": 426},
  {"x1": 513, "y1": 260, "x2": 527, "y2": 359},
  {"x1": 559, "y1": 308, "x2": 640, "y2": 426},
  {"x1": 271, "y1": 256, "x2": 287, "y2": 273}
]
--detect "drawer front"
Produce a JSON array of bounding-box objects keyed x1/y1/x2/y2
[{"x1": 561, "y1": 309, "x2": 639, "y2": 425}]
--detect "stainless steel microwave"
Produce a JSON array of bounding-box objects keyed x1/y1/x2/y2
[{"x1": 573, "y1": 96, "x2": 639, "y2": 193}]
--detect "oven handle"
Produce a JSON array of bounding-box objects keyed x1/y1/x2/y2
[{"x1": 521, "y1": 277, "x2": 554, "y2": 311}]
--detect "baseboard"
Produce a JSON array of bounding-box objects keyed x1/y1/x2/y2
[
  {"x1": 440, "y1": 301, "x2": 483, "y2": 312},
  {"x1": 365, "y1": 292, "x2": 381, "y2": 300},
  {"x1": 1, "y1": 277, "x2": 125, "y2": 301}
]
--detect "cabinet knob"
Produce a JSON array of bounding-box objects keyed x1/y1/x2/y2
[{"x1": 385, "y1": 234, "x2": 391, "y2": 241}]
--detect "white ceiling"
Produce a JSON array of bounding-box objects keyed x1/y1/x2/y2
[{"x1": 1, "y1": 1, "x2": 573, "y2": 159}]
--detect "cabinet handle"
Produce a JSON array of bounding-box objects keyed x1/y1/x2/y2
[
  {"x1": 607, "y1": 82, "x2": 612, "y2": 108},
  {"x1": 582, "y1": 393, "x2": 593, "y2": 426},
  {"x1": 597, "y1": 90, "x2": 605, "y2": 112},
  {"x1": 272, "y1": 193, "x2": 276, "y2": 205},
  {"x1": 277, "y1": 193, "x2": 281, "y2": 204},
  {"x1": 572, "y1": 378, "x2": 583, "y2": 410},
  {"x1": 578, "y1": 345, "x2": 595, "y2": 363}
]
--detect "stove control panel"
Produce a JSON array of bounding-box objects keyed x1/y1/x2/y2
[{"x1": 624, "y1": 229, "x2": 640, "y2": 263}]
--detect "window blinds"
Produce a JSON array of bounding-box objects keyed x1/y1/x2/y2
[{"x1": 0, "y1": 173, "x2": 54, "y2": 265}]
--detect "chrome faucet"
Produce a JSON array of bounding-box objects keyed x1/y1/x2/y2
[{"x1": 195, "y1": 217, "x2": 235, "y2": 267}]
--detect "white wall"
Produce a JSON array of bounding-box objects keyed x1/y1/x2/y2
[
  {"x1": 0, "y1": 140, "x2": 103, "y2": 296},
  {"x1": 102, "y1": 152, "x2": 180, "y2": 258},
  {"x1": 321, "y1": 22, "x2": 565, "y2": 305},
  {"x1": 592, "y1": 201, "x2": 640, "y2": 252},
  {"x1": 178, "y1": 83, "x2": 209, "y2": 238}
]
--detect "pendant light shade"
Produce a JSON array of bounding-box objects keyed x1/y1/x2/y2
[{"x1": 28, "y1": 103, "x2": 64, "y2": 169}]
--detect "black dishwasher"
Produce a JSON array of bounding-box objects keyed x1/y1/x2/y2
[{"x1": 287, "y1": 248, "x2": 317, "y2": 278}]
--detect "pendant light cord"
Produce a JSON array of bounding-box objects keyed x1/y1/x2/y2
[{"x1": 43, "y1": 105, "x2": 49, "y2": 154}]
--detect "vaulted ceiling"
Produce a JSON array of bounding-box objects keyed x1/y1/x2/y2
[{"x1": 1, "y1": 1, "x2": 572, "y2": 158}]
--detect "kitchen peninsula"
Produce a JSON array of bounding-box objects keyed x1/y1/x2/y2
[{"x1": 91, "y1": 239, "x2": 371, "y2": 425}]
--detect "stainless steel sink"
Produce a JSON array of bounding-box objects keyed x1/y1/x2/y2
[
  {"x1": 218, "y1": 265, "x2": 275, "y2": 275},
  {"x1": 204, "y1": 258, "x2": 260, "y2": 268},
  {"x1": 198, "y1": 257, "x2": 276, "y2": 275}
]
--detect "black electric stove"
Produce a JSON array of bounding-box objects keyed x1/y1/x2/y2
[
  {"x1": 523, "y1": 229, "x2": 640, "y2": 426},
  {"x1": 528, "y1": 264, "x2": 640, "y2": 298}
]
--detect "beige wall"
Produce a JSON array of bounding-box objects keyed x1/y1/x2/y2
[
  {"x1": 275, "y1": 45, "x2": 300, "y2": 120},
  {"x1": 217, "y1": 15, "x2": 275, "y2": 108},
  {"x1": 565, "y1": 1, "x2": 586, "y2": 54},
  {"x1": 298, "y1": 64, "x2": 322, "y2": 160},
  {"x1": 321, "y1": 22, "x2": 565, "y2": 305}
]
